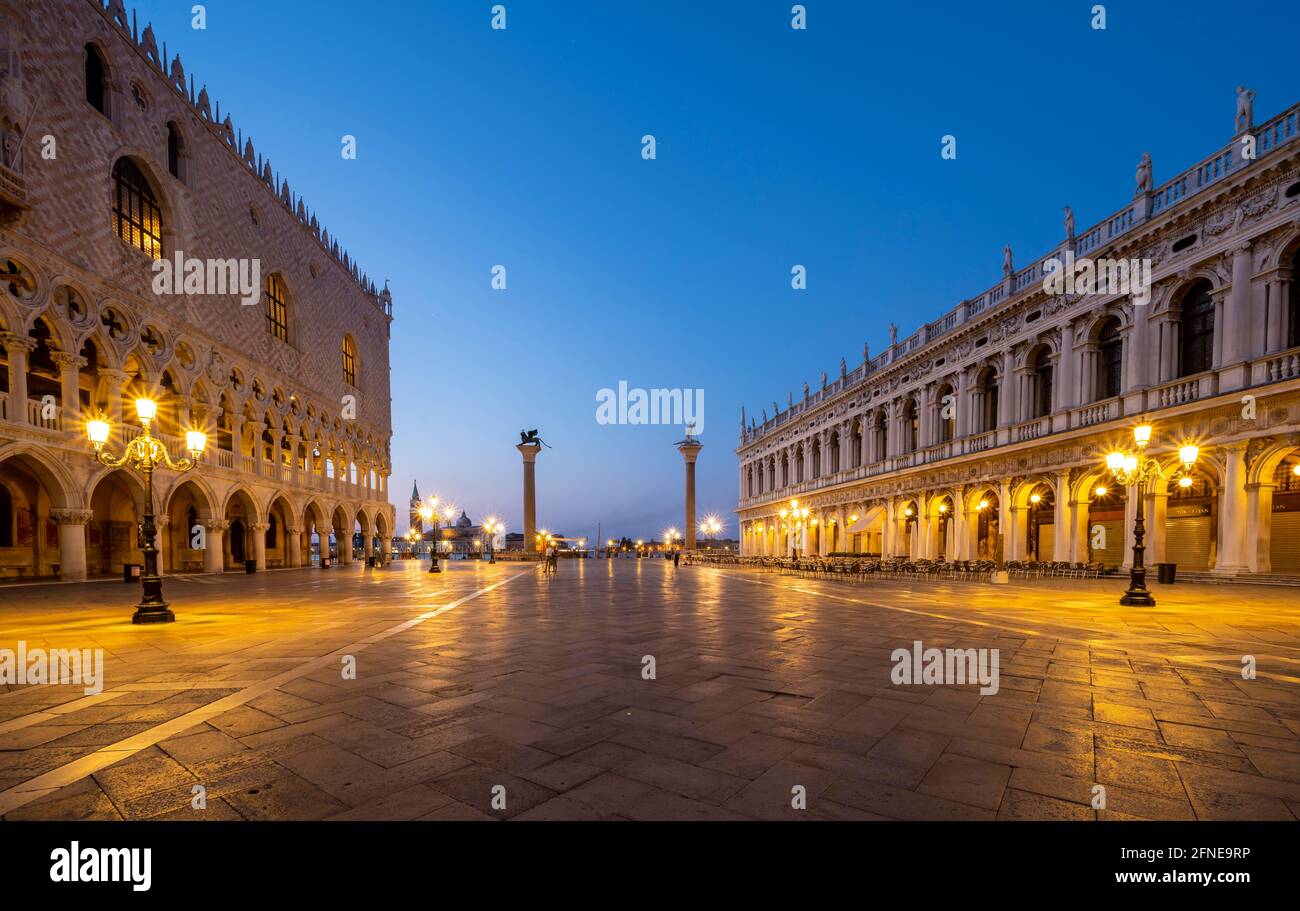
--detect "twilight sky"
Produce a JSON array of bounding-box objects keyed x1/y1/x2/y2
[{"x1": 126, "y1": 0, "x2": 1294, "y2": 538}]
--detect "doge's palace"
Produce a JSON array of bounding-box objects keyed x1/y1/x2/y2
[{"x1": 0, "y1": 0, "x2": 396, "y2": 581}]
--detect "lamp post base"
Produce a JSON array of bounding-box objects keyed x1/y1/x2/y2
[
  {"x1": 1120, "y1": 590, "x2": 1156, "y2": 606},
  {"x1": 133, "y1": 604, "x2": 176, "y2": 624}
]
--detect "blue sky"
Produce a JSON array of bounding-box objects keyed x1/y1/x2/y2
[{"x1": 127, "y1": 0, "x2": 1296, "y2": 538}]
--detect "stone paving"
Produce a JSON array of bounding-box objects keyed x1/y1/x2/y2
[{"x1": 0, "y1": 559, "x2": 1297, "y2": 821}]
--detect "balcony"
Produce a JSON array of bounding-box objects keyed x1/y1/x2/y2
[{"x1": 0, "y1": 404, "x2": 387, "y2": 504}]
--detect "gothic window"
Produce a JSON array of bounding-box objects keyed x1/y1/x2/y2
[
  {"x1": 85, "y1": 45, "x2": 108, "y2": 116},
  {"x1": 112, "y1": 158, "x2": 163, "y2": 259},
  {"x1": 265, "y1": 275, "x2": 289, "y2": 342},
  {"x1": 1179, "y1": 282, "x2": 1215, "y2": 377},
  {"x1": 1098, "y1": 318, "x2": 1123, "y2": 400},
  {"x1": 167, "y1": 123, "x2": 185, "y2": 181},
  {"x1": 342, "y1": 335, "x2": 358, "y2": 386}
]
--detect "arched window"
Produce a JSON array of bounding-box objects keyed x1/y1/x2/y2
[
  {"x1": 977, "y1": 367, "x2": 999, "y2": 432},
  {"x1": 185, "y1": 505, "x2": 198, "y2": 539},
  {"x1": 1290, "y1": 251, "x2": 1299, "y2": 349},
  {"x1": 112, "y1": 158, "x2": 163, "y2": 259},
  {"x1": 936, "y1": 384, "x2": 955, "y2": 442},
  {"x1": 1179, "y1": 282, "x2": 1215, "y2": 377},
  {"x1": 1098, "y1": 318, "x2": 1123, "y2": 400},
  {"x1": 266, "y1": 514, "x2": 278, "y2": 548},
  {"x1": 1032, "y1": 348, "x2": 1054, "y2": 418},
  {"x1": 265, "y1": 275, "x2": 289, "y2": 342},
  {"x1": 85, "y1": 44, "x2": 108, "y2": 115},
  {"x1": 167, "y1": 123, "x2": 185, "y2": 181},
  {"x1": 0, "y1": 485, "x2": 12, "y2": 548},
  {"x1": 873, "y1": 412, "x2": 888, "y2": 460},
  {"x1": 905, "y1": 400, "x2": 919, "y2": 452},
  {"x1": 342, "y1": 335, "x2": 358, "y2": 386}
]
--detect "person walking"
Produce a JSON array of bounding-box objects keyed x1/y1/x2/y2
[{"x1": 672, "y1": 549, "x2": 680, "y2": 568}]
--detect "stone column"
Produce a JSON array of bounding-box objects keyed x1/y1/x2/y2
[
  {"x1": 1070, "y1": 496, "x2": 1091, "y2": 563},
  {"x1": 1245, "y1": 482, "x2": 1274, "y2": 574},
  {"x1": 251, "y1": 522, "x2": 268, "y2": 571},
  {"x1": 677, "y1": 437, "x2": 702, "y2": 550},
  {"x1": 1121, "y1": 484, "x2": 1138, "y2": 571},
  {"x1": 53, "y1": 352, "x2": 87, "y2": 422},
  {"x1": 1223, "y1": 243, "x2": 1252, "y2": 369},
  {"x1": 2, "y1": 333, "x2": 31, "y2": 419},
  {"x1": 249, "y1": 422, "x2": 267, "y2": 476},
  {"x1": 52, "y1": 509, "x2": 93, "y2": 581},
  {"x1": 517, "y1": 442, "x2": 541, "y2": 558},
  {"x1": 1214, "y1": 442, "x2": 1250, "y2": 575},
  {"x1": 1147, "y1": 488, "x2": 1168, "y2": 566},
  {"x1": 202, "y1": 520, "x2": 227, "y2": 573},
  {"x1": 1264, "y1": 269, "x2": 1291, "y2": 353},
  {"x1": 286, "y1": 526, "x2": 304, "y2": 568},
  {"x1": 1056, "y1": 321, "x2": 1076, "y2": 413},
  {"x1": 1052, "y1": 471, "x2": 1071, "y2": 561},
  {"x1": 998, "y1": 350, "x2": 1016, "y2": 426}
]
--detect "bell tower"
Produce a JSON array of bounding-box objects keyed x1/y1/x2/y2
[{"x1": 409, "y1": 480, "x2": 422, "y2": 534}]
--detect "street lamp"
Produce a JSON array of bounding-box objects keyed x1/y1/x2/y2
[
  {"x1": 700, "y1": 514, "x2": 723, "y2": 548},
  {"x1": 482, "y1": 516, "x2": 502, "y2": 563},
  {"x1": 417, "y1": 497, "x2": 442, "y2": 573},
  {"x1": 86, "y1": 399, "x2": 206, "y2": 624},
  {"x1": 778, "y1": 498, "x2": 810, "y2": 557},
  {"x1": 1105, "y1": 422, "x2": 1199, "y2": 606}
]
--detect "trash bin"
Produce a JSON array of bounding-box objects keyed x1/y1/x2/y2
[
  {"x1": 123, "y1": 563, "x2": 141, "y2": 583},
  {"x1": 245, "y1": 559, "x2": 257, "y2": 574},
  {"x1": 321, "y1": 557, "x2": 331, "y2": 569},
  {"x1": 1156, "y1": 562, "x2": 1176, "y2": 584}
]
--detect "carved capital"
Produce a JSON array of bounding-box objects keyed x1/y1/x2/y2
[
  {"x1": 50, "y1": 508, "x2": 94, "y2": 525},
  {"x1": 203, "y1": 519, "x2": 231, "y2": 532},
  {"x1": 51, "y1": 352, "x2": 87, "y2": 371}
]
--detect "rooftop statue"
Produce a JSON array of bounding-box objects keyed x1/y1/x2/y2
[
  {"x1": 1235, "y1": 85, "x2": 1255, "y2": 134},
  {"x1": 1135, "y1": 151, "x2": 1153, "y2": 196},
  {"x1": 519, "y1": 429, "x2": 550, "y2": 447}
]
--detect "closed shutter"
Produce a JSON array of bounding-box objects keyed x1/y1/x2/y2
[
  {"x1": 1037, "y1": 525, "x2": 1055, "y2": 561},
  {"x1": 1092, "y1": 519, "x2": 1125, "y2": 568},
  {"x1": 1270, "y1": 512, "x2": 1300, "y2": 572},
  {"x1": 1166, "y1": 516, "x2": 1211, "y2": 570}
]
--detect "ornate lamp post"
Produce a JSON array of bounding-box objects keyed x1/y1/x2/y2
[
  {"x1": 700, "y1": 515, "x2": 723, "y2": 548},
  {"x1": 1105, "y1": 422, "x2": 1199, "y2": 607},
  {"x1": 417, "y1": 498, "x2": 441, "y2": 573},
  {"x1": 778, "y1": 498, "x2": 810, "y2": 558},
  {"x1": 482, "y1": 516, "x2": 502, "y2": 563},
  {"x1": 87, "y1": 399, "x2": 206, "y2": 624}
]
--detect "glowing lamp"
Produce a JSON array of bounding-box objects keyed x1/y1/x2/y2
[
  {"x1": 1179, "y1": 444, "x2": 1199, "y2": 468},
  {"x1": 903, "y1": 507, "x2": 914, "y2": 517},
  {"x1": 185, "y1": 430, "x2": 207, "y2": 455},
  {"x1": 1106, "y1": 452, "x2": 1124, "y2": 472},
  {"x1": 938, "y1": 503, "x2": 948, "y2": 513},
  {"x1": 1178, "y1": 475, "x2": 1194, "y2": 489},
  {"x1": 1133, "y1": 424, "x2": 1153, "y2": 447},
  {"x1": 134, "y1": 398, "x2": 158, "y2": 422},
  {"x1": 1030, "y1": 494, "x2": 1042, "y2": 504},
  {"x1": 87, "y1": 419, "x2": 111, "y2": 448},
  {"x1": 1293, "y1": 464, "x2": 1300, "y2": 477},
  {"x1": 978, "y1": 500, "x2": 989, "y2": 510},
  {"x1": 1094, "y1": 486, "x2": 1108, "y2": 497},
  {"x1": 1123, "y1": 455, "x2": 1138, "y2": 474}
]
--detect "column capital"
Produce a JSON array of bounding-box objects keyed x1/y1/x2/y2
[
  {"x1": 250, "y1": 522, "x2": 270, "y2": 533},
  {"x1": 516, "y1": 442, "x2": 541, "y2": 463},
  {"x1": 286, "y1": 525, "x2": 305, "y2": 535},
  {"x1": 51, "y1": 352, "x2": 87, "y2": 370},
  {"x1": 50, "y1": 508, "x2": 94, "y2": 525},
  {"x1": 0, "y1": 332, "x2": 32, "y2": 351},
  {"x1": 203, "y1": 519, "x2": 231, "y2": 532}
]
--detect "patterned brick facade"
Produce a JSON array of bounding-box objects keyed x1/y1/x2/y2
[{"x1": 0, "y1": 0, "x2": 396, "y2": 580}]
